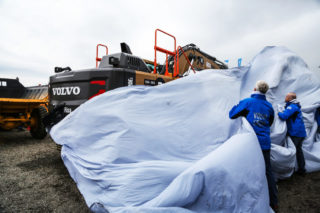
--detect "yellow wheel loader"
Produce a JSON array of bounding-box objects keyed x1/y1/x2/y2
[{"x1": 0, "y1": 78, "x2": 48, "y2": 139}]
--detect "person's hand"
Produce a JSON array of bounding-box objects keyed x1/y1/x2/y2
[{"x1": 277, "y1": 104, "x2": 284, "y2": 113}]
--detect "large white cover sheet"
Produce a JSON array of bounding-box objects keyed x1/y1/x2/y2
[{"x1": 51, "y1": 46, "x2": 320, "y2": 212}]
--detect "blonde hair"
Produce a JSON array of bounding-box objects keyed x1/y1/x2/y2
[{"x1": 255, "y1": 80, "x2": 269, "y2": 94}]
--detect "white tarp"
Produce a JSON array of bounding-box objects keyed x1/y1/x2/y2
[{"x1": 51, "y1": 46, "x2": 320, "y2": 213}]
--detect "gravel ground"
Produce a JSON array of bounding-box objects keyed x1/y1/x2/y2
[
  {"x1": 0, "y1": 130, "x2": 89, "y2": 213},
  {"x1": 0, "y1": 129, "x2": 320, "y2": 212}
]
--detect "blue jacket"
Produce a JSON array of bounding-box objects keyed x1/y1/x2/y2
[
  {"x1": 278, "y1": 100, "x2": 306, "y2": 138},
  {"x1": 229, "y1": 93, "x2": 274, "y2": 150},
  {"x1": 316, "y1": 108, "x2": 320, "y2": 126}
]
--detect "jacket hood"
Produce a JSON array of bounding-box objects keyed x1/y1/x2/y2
[{"x1": 287, "y1": 99, "x2": 301, "y2": 108}]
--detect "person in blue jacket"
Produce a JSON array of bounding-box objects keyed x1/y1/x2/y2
[
  {"x1": 278, "y1": 92, "x2": 307, "y2": 175},
  {"x1": 316, "y1": 107, "x2": 320, "y2": 133},
  {"x1": 229, "y1": 80, "x2": 278, "y2": 211}
]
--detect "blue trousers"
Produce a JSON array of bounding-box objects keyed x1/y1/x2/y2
[{"x1": 262, "y1": 150, "x2": 278, "y2": 207}]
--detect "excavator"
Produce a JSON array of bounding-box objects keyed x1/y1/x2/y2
[{"x1": 44, "y1": 29, "x2": 227, "y2": 129}]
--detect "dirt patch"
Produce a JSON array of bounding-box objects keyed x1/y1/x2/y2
[
  {"x1": 1, "y1": 129, "x2": 320, "y2": 212},
  {"x1": 16, "y1": 153, "x2": 61, "y2": 172},
  {"x1": 278, "y1": 171, "x2": 320, "y2": 212},
  {"x1": 0, "y1": 130, "x2": 89, "y2": 213}
]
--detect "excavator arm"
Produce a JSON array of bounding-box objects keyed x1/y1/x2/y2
[{"x1": 159, "y1": 43, "x2": 228, "y2": 76}]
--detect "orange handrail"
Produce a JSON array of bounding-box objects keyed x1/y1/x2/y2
[
  {"x1": 176, "y1": 46, "x2": 196, "y2": 76},
  {"x1": 96, "y1": 44, "x2": 108, "y2": 68},
  {"x1": 154, "y1": 29, "x2": 177, "y2": 77}
]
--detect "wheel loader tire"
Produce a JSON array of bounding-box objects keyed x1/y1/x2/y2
[{"x1": 30, "y1": 106, "x2": 48, "y2": 139}]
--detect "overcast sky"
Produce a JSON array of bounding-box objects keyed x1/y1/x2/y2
[{"x1": 0, "y1": 0, "x2": 319, "y2": 86}]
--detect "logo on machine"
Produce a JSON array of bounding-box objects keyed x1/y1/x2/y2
[
  {"x1": 64, "y1": 107, "x2": 72, "y2": 114},
  {"x1": 128, "y1": 77, "x2": 133, "y2": 86},
  {"x1": 144, "y1": 79, "x2": 156, "y2": 86},
  {"x1": 52, "y1": 86, "x2": 81, "y2": 96}
]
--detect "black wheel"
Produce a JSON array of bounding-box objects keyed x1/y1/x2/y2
[{"x1": 30, "y1": 106, "x2": 48, "y2": 139}]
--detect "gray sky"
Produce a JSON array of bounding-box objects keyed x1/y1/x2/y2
[{"x1": 0, "y1": 0, "x2": 320, "y2": 86}]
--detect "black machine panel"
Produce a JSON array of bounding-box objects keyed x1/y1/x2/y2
[
  {"x1": 98, "y1": 53, "x2": 151, "y2": 73},
  {"x1": 48, "y1": 68, "x2": 135, "y2": 111},
  {"x1": 0, "y1": 78, "x2": 26, "y2": 98}
]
